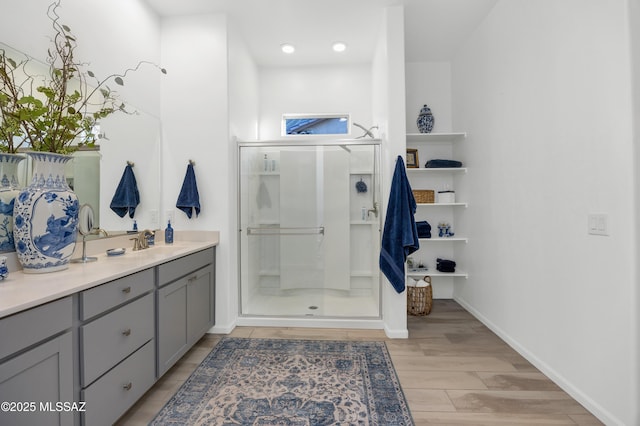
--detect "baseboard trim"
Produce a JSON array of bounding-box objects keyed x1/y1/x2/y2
[
  {"x1": 208, "y1": 321, "x2": 236, "y2": 335},
  {"x1": 454, "y1": 296, "x2": 623, "y2": 426}
]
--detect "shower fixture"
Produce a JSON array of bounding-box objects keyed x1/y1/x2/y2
[
  {"x1": 353, "y1": 122, "x2": 378, "y2": 139},
  {"x1": 368, "y1": 202, "x2": 379, "y2": 218}
]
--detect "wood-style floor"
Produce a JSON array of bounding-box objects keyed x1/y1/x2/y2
[{"x1": 116, "y1": 300, "x2": 603, "y2": 425}]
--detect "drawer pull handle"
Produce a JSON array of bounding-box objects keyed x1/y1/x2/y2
[
  {"x1": 122, "y1": 328, "x2": 132, "y2": 336},
  {"x1": 123, "y1": 382, "x2": 132, "y2": 391},
  {"x1": 122, "y1": 286, "x2": 132, "y2": 294},
  {"x1": 188, "y1": 275, "x2": 197, "y2": 283}
]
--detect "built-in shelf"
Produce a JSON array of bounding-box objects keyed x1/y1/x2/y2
[
  {"x1": 406, "y1": 132, "x2": 467, "y2": 142},
  {"x1": 419, "y1": 237, "x2": 468, "y2": 243},
  {"x1": 406, "y1": 167, "x2": 467, "y2": 173},
  {"x1": 417, "y1": 202, "x2": 468, "y2": 207},
  {"x1": 407, "y1": 270, "x2": 468, "y2": 279},
  {"x1": 406, "y1": 130, "x2": 469, "y2": 286}
]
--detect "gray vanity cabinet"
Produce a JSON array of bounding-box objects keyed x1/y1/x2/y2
[
  {"x1": 79, "y1": 269, "x2": 155, "y2": 426},
  {"x1": 0, "y1": 297, "x2": 74, "y2": 426},
  {"x1": 157, "y1": 247, "x2": 215, "y2": 376}
]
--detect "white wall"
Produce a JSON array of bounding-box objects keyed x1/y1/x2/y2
[
  {"x1": 372, "y1": 6, "x2": 409, "y2": 339},
  {"x1": 0, "y1": 0, "x2": 163, "y2": 231},
  {"x1": 452, "y1": 1, "x2": 637, "y2": 424},
  {"x1": 1, "y1": 0, "x2": 161, "y2": 116},
  {"x1": 629, "y1": 0, "x2": 640, "y2": 423},
  {"x1": 160, "y1": 14, "x2": 235, "y2": 332},
  {"x1": 258, "y1": 65, "x2": 372, "y2": 139},
  {"x1": 405, "y1": 62, "x2": 452, "y2": 133},
  {"x1": 225, "y1": 18, "x2": 260, "y2": 331}
]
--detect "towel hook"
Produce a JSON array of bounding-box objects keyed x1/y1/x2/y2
[
  {"x1": 127, "y1": 161, "x2": 135, "y2": 167},
  {"x1": 189, "y1": 159, "x2": 195, "y2": 166}
]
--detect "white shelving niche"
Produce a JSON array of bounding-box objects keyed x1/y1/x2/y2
[{"x1": 406, "y1": 132, "x2": 468, "y2": 298}]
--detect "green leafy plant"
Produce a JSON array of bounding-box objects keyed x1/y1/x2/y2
[{"x1": 0, "y1": 0, "x2": 166, "y2": 154}]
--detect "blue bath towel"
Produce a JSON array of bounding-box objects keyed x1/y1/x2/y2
[
  {"x1": 425, "y1": 159, "x2": 463, "y2": 168},
  {"x1": 380, "y1": 156, "x2": 419, "y2": 293},
  {"x1": 176, "y1": 163, "x2": 201, "y2": 219},
  {"x1": 110, "y1": 164, "x2": 139, "y2": 218}
]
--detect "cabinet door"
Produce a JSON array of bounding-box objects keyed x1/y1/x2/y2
[
  {"x1": 187, "y1": 264, "x2": 214, "y2": 344},
  {"x1": 0, "y1": 332, "x2": 73, "y2": 426},
  {"x1": 157, "y1": 263, "x2": 215, "y2": 377},
  {"x1": 157, "y1": 277, "x2": 188, "y2": 377}
]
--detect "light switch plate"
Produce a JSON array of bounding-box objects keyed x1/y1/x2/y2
[{"x1": 588, "y1": 213, "x2": 608, "y2": 236}]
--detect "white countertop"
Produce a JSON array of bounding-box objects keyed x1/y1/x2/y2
[{"x1": 0, "y1": 231, "x2": 219, "y2": 319}]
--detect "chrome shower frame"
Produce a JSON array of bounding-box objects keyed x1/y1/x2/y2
[{"x1": 236, "y1": 138, "x2": 382, "y2": 321}]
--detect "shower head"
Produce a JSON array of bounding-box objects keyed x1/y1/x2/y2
[{"x1": 353, "y1": 122, "x2": 378, "y2": 139}]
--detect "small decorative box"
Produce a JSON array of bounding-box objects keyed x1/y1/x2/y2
[{"x1": 437, "y1": 190, "x2": 455, "y2": 203}]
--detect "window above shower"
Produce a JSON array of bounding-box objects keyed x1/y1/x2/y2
[{"x1": 282, "y1": 113, "x2": 351, "y2": 137}]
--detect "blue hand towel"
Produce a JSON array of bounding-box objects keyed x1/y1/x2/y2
[
  {"x1": 176, "y1": 163, "x2": 201, "y2": 219},
  {"x1": 379, "y1": 156, "x2": 419, "y2": 293},
  {"x1": 110, "y1": 164, "x2": 140, "y2": 218}
]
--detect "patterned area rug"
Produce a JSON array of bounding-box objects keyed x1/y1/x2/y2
[{"x1": 151, "y1": 338, "x2": 414, "y2": 425}]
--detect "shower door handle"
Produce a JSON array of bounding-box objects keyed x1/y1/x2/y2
[{"x1": 246, "y1": 226, "x2": 325, "y2": 236}]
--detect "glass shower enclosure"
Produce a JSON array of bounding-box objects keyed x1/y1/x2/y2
[{"x1": 238, "y1": 139, "x2": 381, "y2": 318}]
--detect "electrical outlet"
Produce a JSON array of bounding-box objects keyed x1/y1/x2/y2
[
  {"x1": 149, "y1": 210, "x2": 159, "y2": 228},
  {"x1": 166, "y1": 210, "x2": 175, "y2": 224},
  {"x1": 588, "y1": 213, "x2": 608, "y2": 236}
]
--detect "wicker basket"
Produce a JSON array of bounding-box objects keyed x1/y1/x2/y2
[
  {"x1": 407, "y1": 276, "x2": 433, "y2": 316},
  {"x1": 412, "y1": 189, "x2": 435, "y2": 204}
]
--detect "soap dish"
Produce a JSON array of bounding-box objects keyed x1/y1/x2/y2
[{"x1": 106, "y1": 248, "x2": 126, "y2": 256}]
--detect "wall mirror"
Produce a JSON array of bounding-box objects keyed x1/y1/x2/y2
[
  {"x1": 282, "y1": 113, "x2": 351, "y2": 136},
  {"x1": 0, "y1": 42, "x2": 161, "y2": 253}
]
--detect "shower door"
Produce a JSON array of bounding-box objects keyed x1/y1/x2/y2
[{"x1": 239, "y1": 140, "x2": 381, "y2": 318}]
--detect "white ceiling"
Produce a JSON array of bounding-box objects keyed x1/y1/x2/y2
[{"x1": 144, "y1": 0, "x2": 497, "y2": 66}]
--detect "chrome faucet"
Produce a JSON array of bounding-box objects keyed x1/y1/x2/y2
[{"x1": 95, "y1": 228, "x2": 109, "y2": 237}]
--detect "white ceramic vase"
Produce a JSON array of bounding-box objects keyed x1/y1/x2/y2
[{"x1": 13, "y1": 152, "x2": 79, "y2": 273}]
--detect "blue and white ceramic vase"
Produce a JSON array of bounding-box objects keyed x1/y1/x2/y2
[
  {"x1": 417, "y1": 104, "x2": 435, "y2": 133},
  {"x1": 13, "y1": 152, "x2": 79, "y2": 273},
  {"x1": 0, "y1": 153, "x2": 25, "y2": 252},
  {"x1": 0, "y1": 255, "x2": 8, "y2": 280}
]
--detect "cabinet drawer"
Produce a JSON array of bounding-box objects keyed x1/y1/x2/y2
[
  {"x1": 158, "y1": 247, "x2": 214, "y2": 287},
  {"x1": 81, "y1": 293, "x2": 154, "y2": 386},
  {"x1": 80, "y1": 268, "x2": 154, "y2": 320},
  {"x1": 0, "y1": 297, "x2": 72, "y2": 361},
  {"x1": 82, "y1": 340, "x2": 155, "y2": 426}
]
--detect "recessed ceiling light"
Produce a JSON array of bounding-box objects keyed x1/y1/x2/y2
[
  {"x1": 332, "y1": 42, "x2": 347, "y2": 52},
  {"x1": 281, "y1": 43, "x2": 295, "y2": 54}
]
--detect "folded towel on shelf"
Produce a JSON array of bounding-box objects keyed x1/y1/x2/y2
[
  {"x1": 416, "y1": 220, "x2": 431, "y2": 238},
  {"x1": 425, "y1": 159, "x2": 463, "y2": 168},
  {"x1": 436, "y1": 258, "x2": 457, "y2": 273},
  {"x1": 110, "y1": 164, "x2": 140, "y2": 218},
  {"x1": 380, "y1": 156, "x2": 419, "y2": 293},
  {"x1": 176, "y1": 163, "x2": 201, "y2": 219}
]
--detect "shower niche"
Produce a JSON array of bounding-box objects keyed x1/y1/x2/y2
[{"x1": 238, "y1": 140, "x2": 381, "y2": 318}]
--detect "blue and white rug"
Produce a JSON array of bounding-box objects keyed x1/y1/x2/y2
[{"x1": 151, "y1": 337, "x2": 414, "y2": 425}]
